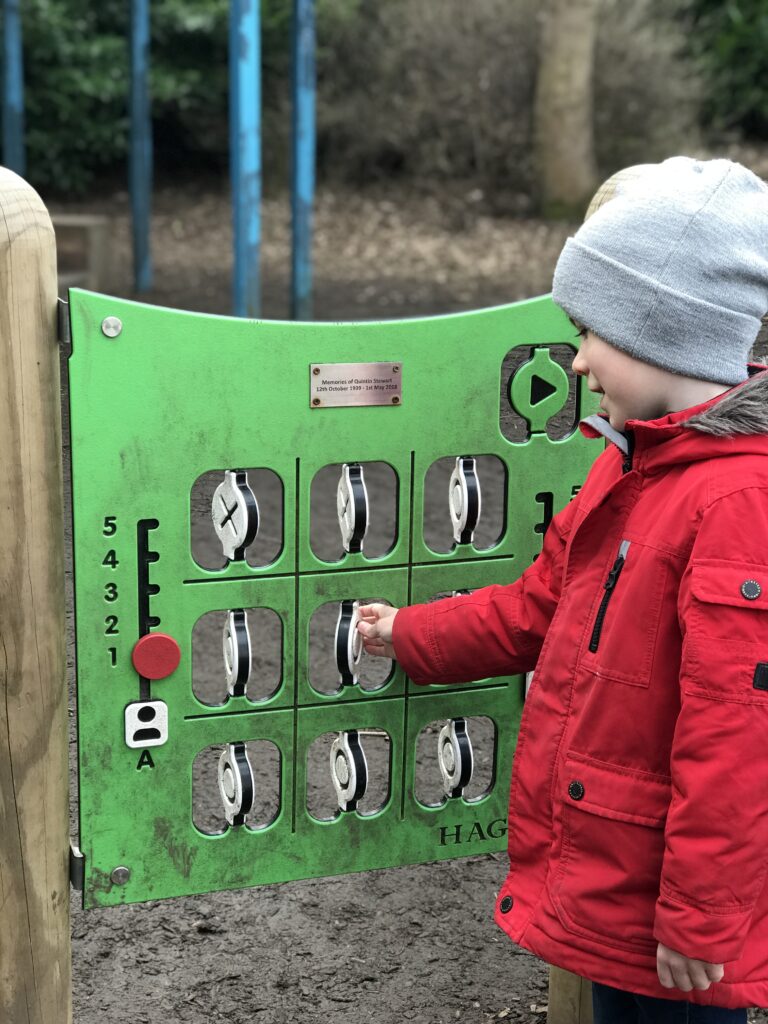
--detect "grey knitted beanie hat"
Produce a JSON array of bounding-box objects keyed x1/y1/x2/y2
[{"x1": 552, "y1": 156, "x2": 768, "y2": 385}]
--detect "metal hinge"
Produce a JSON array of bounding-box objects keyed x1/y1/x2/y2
[
  {"x1": 69, "y1": 843, "x2": 84, "y2": 891},
  {"x1": 57, "y1": 298, "x2": 71, "y2": 353}
]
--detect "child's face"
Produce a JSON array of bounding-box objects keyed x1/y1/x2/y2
[{"x1": 571, "y1": 329, "x2": 672, "y2": 431}]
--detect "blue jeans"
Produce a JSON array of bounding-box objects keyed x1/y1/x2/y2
[{"x1": 592, "y1": 981, "x2": 748, "y2": 1023}]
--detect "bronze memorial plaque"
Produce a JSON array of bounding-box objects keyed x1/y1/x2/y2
[{"x1": 310, "y1": 362, "x2": 402, "y2": 408}]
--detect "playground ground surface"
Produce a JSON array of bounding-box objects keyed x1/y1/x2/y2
[{"x1": 59, "y1": 159, "x2": 768, "y2": 1023}]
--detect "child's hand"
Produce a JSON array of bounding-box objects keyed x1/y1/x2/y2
[
  {"x1": 657, "y1": 942, "x2": 724, "y2": 992},
  {"x1": 356, "y1": 603, "x2": 398, "y2": 660}
]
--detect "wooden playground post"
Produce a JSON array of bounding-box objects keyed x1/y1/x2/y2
[
  {"x1": 548, "y1": 966, "x2": 593, "y2": 1024},
  {"x1": 0, "y1": 167, "x2": 72, "y2": 1023}
]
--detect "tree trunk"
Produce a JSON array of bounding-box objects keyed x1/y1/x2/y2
[{"x1": 533, "y1": 0, "x2": 601, "y2": 217}]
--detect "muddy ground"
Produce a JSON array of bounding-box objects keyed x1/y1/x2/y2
[{"x1": 56, "y1": 164, "x2": 768, "y2": 1024}]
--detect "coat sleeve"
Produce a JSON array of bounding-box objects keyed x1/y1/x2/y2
[
  {"x1": 654, "y1": 486, "x2": 768, "y2": 964},
  {"x1": 391, "y1": 490, "x2": 580, "y2": 685}
]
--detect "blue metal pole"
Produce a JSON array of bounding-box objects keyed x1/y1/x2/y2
[
  {"x1": 2, "y1": 0, "x2": 25, "y2": 176},
  {"x1": 130, "y1": 0, "x2": 153, "y2": 292},
  {"x1": 229, "y1": 0, "x2": 261, "y2": 319},
  {"x1": 290, "y1": 0, "x2": 316, "y2": 321}
]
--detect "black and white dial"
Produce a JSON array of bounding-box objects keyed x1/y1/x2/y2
[
  {"x1": 218, "y1": 741, "x2": 255, "y2": 826},
  {"x1": 223, "y1": 609, "x2": 251, "y2": 697},
  {"x1": 449, "y1": 457, "x2": 481, "y2": 545},
  {"x1": 438, "y1": 717, "x2": 473, "y2": 798},
  {"x1": 212, "y1": 469, "x2": 259, "y2": 562},
  {"x1": 330, "y1": 730, "x2": 368, "y2": 812},
  {"x1": 335, "y1": 599, "x2": 363, "y2": 686},
  {"x1": 336, "y1": 463, "x2": 369, "y2": 554}
]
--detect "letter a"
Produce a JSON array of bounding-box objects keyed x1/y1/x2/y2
[{"x1": 467, "y1": 821, "x2": 487, "y2": 842}]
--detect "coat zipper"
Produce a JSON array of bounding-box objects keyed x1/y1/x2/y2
[{"x1": 588, "y1": 539, "x2": 631, "y2": 653}]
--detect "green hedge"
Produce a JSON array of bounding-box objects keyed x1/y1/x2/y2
[
  {"x1": 688, "y1": 0, "x2": 768, "y2": 139},
  {"x1": 11, "y1": 0, "x2": 302, "y2": 193}
]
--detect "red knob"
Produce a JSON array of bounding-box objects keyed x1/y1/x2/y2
[{"x1": 132, "y1": 633, "x2": 181, "y2": 680}]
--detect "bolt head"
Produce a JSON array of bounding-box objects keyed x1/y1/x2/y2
[
  {"x1": 392, "y1": 396, "x2": 400, "y2": 405},
  {"x1": 101, "y1": 316, "x2": 123, "y2": 338},
  {"x1": 110, "y1": 865, "x2": 131, "y2": 886},
  {"x1": 312, "y1": 398, "x2": 321, "y2": 406}
]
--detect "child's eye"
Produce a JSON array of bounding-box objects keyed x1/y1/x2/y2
[{"x1": 568, "y1": 317, "x2": 588, "y2": 339}]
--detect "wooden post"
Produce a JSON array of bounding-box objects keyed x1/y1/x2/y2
[
  {"x1": 0, "y1": 167, "x2": 71, "y2": 1023},
  {"x1": 548, "y1": 966, "x2": 593, "y2": 1024}
]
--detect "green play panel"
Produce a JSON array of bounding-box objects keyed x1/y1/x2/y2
[{"x1": 67, "y1": 290, "x2": 597, "y2": 908}]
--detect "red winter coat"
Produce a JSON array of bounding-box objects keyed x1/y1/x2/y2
[{"x1": 394, "y1": 370, "x2": 768, "y2": 1009}]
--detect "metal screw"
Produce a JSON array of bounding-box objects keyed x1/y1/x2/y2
[
  {"x1": 110, "y1": 865, "x2": 131, "y2": 886},
  {"x1": 392, "y1": 396, "x2": 400, "y2": 405},
  {"x1": 393, "y1": 365, "x2": 400, "y2": 373},
  {"x1": 312, "y1": 398, "x2": 321, "y2": 406},
  {"x1": 312, "y1": 366, "x2": 320, "y2": 376},
  {"x1": 101, "y1": 316, "x2": 123, "y2": 338}
]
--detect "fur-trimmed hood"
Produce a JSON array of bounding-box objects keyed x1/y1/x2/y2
[{"x1": 683, "y1": 366, "x2": 768, "y2": 436}]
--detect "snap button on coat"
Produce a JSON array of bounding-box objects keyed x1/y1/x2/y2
[
  {"x1": 568, "y1": 780, "x2": 585, "y2": 801},
  {"x1": 741, "y1": 579, "x2": 761, "y2": 600},
  {"x1": 500, "y1": 895, "x2": 513, "y2": 913}
]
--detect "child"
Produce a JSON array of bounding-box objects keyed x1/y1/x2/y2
[{"x1": 357, "y1": 157, "x2": 768, "y2": 1022}]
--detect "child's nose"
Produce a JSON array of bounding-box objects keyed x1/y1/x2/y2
[{"x1": 572, "y1": 351, "x2": 588, "y2": 376}]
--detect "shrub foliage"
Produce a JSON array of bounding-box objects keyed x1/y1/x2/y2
[
  {"x1": 688, "y1": 0, "x2": 768, "y2": 139},
  {"x1": 1, "y1": 0, "x2": 712, "y2": 198}
]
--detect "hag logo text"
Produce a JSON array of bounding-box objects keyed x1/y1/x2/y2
[{"x1": 438, "y1": 818, "x2": 507, "y2": 846}]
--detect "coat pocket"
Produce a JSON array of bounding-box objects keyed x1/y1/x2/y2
[
  {"x1": 685, "y1": 559, "x2": 768, "y2": 701},
  {"x1": 578, "y1": 541, "x2": 669, "y2": 687},
  {"x1": 689, "y1": 560, "x2": 768, "y2": 640},
  {"x1": 551, "y1": 754, "x2": 671, "y2": 955}
]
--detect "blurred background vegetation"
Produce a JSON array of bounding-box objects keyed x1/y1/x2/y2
[{"x1": 7, "y1": 0, "x2": 768, "y2": 204}]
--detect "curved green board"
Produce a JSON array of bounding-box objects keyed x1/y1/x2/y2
[{"x1": 67, "y1": 290, "x2": 598, "y2": 908}]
